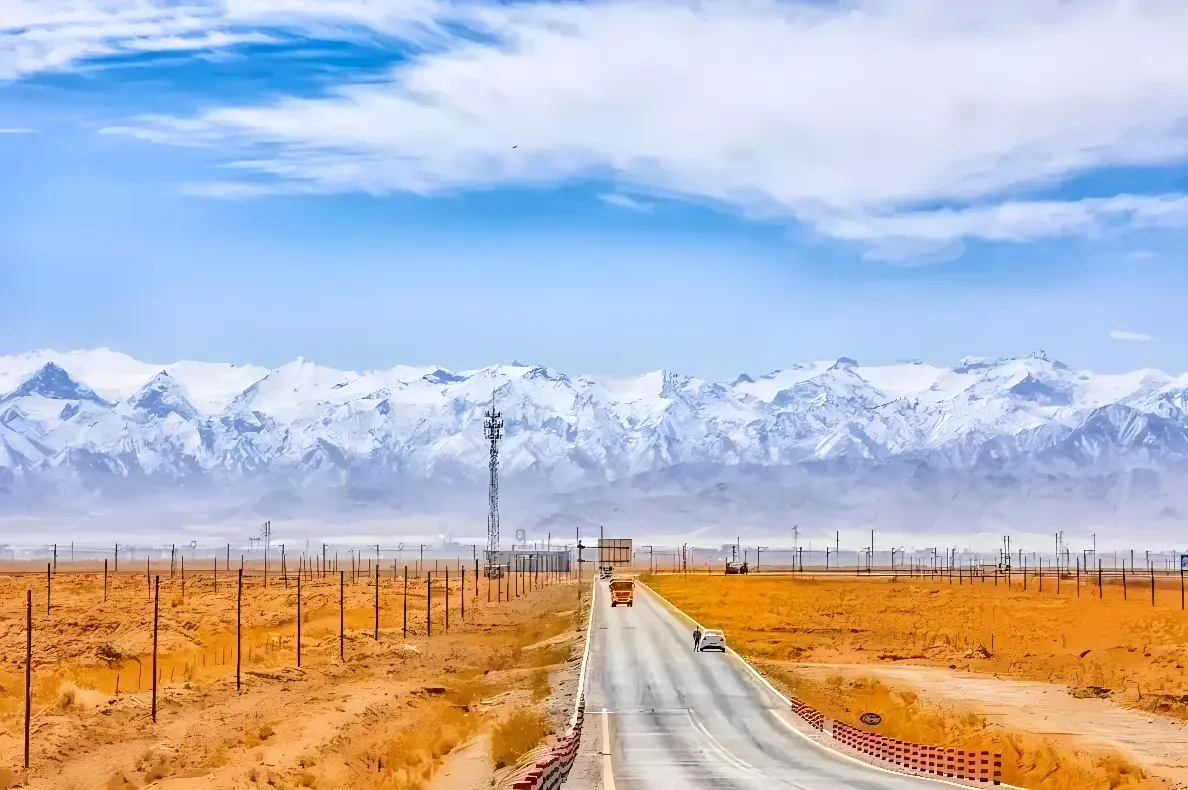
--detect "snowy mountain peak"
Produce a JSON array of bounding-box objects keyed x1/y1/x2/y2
[
  {"x1": 423, "y1": 368, "x2": 465, "y2": 385},
  {"x1": 129, "y1": 371, "x2": 199, "y2": 421},
  {"x1": 524, "y1": 365, "x2": 569, "y2": 384},
  {"x1": 5, "y1": 349, "x2": 1188, "y2": 516},
  {"x1": 1, "y1": 362, "x2": 109, "y2": 406},
  {"x1": 1007, "y1": 373, "x2": 1073, "y2": 406},
  {"x1": 954, "y1": 356, "x2": 1000, "y2": 373}
]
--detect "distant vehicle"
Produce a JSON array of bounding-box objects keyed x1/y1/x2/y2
[
  {"x1": 724, "y1": 561, "x2": 749, "y2": 575},
  {"x1": 698, "y1": 629, "x2": 726, "y2": 651},
  {"x1": 609, "y1": 578, "x2": 634, "y2": 607}
]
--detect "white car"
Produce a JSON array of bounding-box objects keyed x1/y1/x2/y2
[{"x1": 699, "y1": 629, "x2": 726, "y2": 652}]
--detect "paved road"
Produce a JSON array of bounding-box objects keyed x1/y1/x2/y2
[{"x1": 582, "y1": 581, "x2": 951, "y2": 790}]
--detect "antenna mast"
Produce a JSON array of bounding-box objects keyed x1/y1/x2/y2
[{"x1": 484, "y1": 391, "x2": 504, "y2": 576}]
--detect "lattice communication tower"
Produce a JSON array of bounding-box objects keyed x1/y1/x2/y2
[{"x1": 484, "y1": 392, "x2": 504, "y2": 576}]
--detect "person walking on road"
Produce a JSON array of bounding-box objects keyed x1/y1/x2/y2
[{"x1": 693, "y1": 626, "x2": 702, "y2": 652}]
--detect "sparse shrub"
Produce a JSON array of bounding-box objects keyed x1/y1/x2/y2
[
  {"x1": 490, "y1": 710, "x2": 546, "y2": 769},
  {"x1": 530, "y1": 668, "x2": 550, "y2": 702},
  {"x1": 56, "y1": 683, "x2": 77, "y2": 711}
]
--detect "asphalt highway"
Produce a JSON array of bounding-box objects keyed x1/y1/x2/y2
[{"x1": 582, "y1": 580, "x2": 953, "y2": 790}]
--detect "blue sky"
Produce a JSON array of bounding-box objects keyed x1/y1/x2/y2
[{"x1": 3, "y1": 0, "x2": 1188, "y2": 380}]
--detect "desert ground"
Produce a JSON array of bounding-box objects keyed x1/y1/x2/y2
[
  {"x1": 0, "y1": 561, "x2": 588, "y2": 789},
  {"x1": 647, "y1": 570, "x2": 1188, "y2": 790}
]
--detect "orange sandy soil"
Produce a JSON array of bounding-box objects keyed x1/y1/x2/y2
[
  {"x1": 0, "y1": 565, "x2": 586, "y2": 790},
  {"x1": 647, "y1": 572, "x2": 1188, "y2": 790}
]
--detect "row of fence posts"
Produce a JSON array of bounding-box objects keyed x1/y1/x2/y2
[
  {"x1": 922, "y1": 555, "x2": 1187, "y2": 610},
  {"x1": 14, "y1": 555, "x2": 565, "y2": 771}
]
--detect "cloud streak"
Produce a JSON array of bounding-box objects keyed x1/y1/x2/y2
[
  {"x1": 814, "y1": 193, "x2": 1188, "y2": 259},
  {"x1": 0, "y1": 0, "x2": 445, "y2": 80},
  {"x1": 599, "y1": 193, "x2": 653, "y2": 213},
  {"x1": 20, "y1": 0, "x2": 1188, "y2": 254},
  {"x1": 1109, "y1": 330, "x2": 1154, "y2": 342}
]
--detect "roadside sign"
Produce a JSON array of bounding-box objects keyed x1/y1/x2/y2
[
  {"x1": 859, "y1": 712, "x2": 882, "y2": 726},
  {"x1": 1180, "y1": 554, "x2": 1188, "y2": 570},
  {"x1": 598, "y1": 538, "x2": 632, "y2": 566}
]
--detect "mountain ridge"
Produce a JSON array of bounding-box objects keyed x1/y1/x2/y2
[{"x1": 3, "y1": 348, "x2": 1188, "y2": 531}]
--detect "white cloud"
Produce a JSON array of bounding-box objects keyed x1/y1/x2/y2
[
  {"x1": 813, "y1": 193, "x2": 1188, "y2": 258},
  {"x1": 599, "y1": 193, "x2": 653, "y2": 213},
  {"x1": 21, "y1": 0, "x2": 1188, "y2": 252},
  {"x1": 1109, "y1": 330, "x2": 1154, "y2": 342},
  {"x1": 0, "y1": 127, "x2": 35, "y2": 133},
  {"x1": 0, "y1": 0, "x2": 443, "y2": 80}
]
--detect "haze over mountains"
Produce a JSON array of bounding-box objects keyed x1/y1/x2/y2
[{"x1": 2, "y1": 348, "x2": 1187, "y2": 543}]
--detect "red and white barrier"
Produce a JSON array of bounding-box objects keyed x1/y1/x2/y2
[
  {"x1": 510, "y1": 704, "x2": 586, "y2": 790},
  {"x1": 829, "y1": 720, "x2": 1002, "y2": 785}
]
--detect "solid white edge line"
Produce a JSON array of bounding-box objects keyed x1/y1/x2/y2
[
  {"x1": 601, "y1": 708, "x2": 617, "y2": 790},
  {"x1": 636, "y1": 580, "x2": 1025, "y2": 790},
  {"x1": 571, "y1": 577, "x2": 596, "y2": 730}
]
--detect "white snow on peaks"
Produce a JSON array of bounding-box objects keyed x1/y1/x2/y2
[
  {"x1": 3, "y1": 349, "x2": 1188, "y2": 494},
  {"x1": 0, "y1": 349, "x2": 269, "y2": 413}
]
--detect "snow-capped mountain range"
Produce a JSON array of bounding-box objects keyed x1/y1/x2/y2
[{"x1": 3, "y1": 348, "x2": 1188, "y2": 531}]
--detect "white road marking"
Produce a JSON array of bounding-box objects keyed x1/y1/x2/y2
[
  {"x1": 639, "y1": 580, "x2": 1024, "y2": 790},
  {"x1": 601, "y1": 708, "x2": 616, "y2": 788}
]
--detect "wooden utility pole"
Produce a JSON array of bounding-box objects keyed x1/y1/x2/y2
[
  {"x1": 24, "y1": 589, "x2": 32, "y2": 769},
  {"x1": 374, "y1": 566, "x2": 379, "y2": 640},
  {"x1": 262, "y1": 522, "x2": 272, "y2": 588},
  {"x1": 297, "y1": 574, "x2": 302, "y2": 668},
  {"x1": 339, "y1": 571, "x2": 344, "y2": 662},
  {"x1": 236, "y1": 569, "x2": 243, "y2": 691},
  {"x1": 152, "y1": 576, "x2": 159, "y2": 723},
  {"x1": 403, "y1": 566, "x2": 408, "y2": 638}
]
